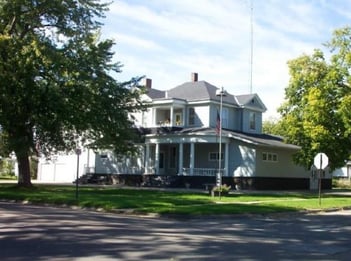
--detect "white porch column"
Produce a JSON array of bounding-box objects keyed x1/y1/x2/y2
[
  {"x1": 155, "y1": 143, "x2": 160, "y2": 175},
  {"x1": 152, "y1": 108, "x2": 156, "y2": 126},
  {"x1": 145, "y1": 144, "x2": 150, "y2": 174},
  {"x1": 178, "y1": 143, "x2": 183, "y2": 175},
  {"x1": 170, "y1": 106, "x2": 174, "y2": 126},
  {"x1": 224, "y1": 142, "x2": 229, "y2": 176},
  {"x1": 190, "y1": 142, "x2": 195, "y2": 175},
  {"x1": 182, "y1": 108, "x2": 185, "y2": 126}
]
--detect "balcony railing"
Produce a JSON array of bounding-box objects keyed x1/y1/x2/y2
[{"x1": 156, "y1": 121, "x2": 183, "y2": 127}]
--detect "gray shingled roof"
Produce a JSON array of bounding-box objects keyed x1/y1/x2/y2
[
  {"x1": 143, "y1": 127, "x2": 298, "y2": 150},
  {"x1": 236, "y1": 93, "x2": 267, "y2": 111},
  {"x1": 166, "y1": 80, "x2": 238, "y2": 105},
  {"x1": 146, "y1": 88, "x2": 165, "y2": 99},
  {"x1": 236, "y1": 94, "x2": 256, "y2": 105},
  {"x1": 145, "y1": 79, "x2": 267, "y2": 110},
  {"x1": 175, "y1": 127, "x2": 299, "y2": 150}
]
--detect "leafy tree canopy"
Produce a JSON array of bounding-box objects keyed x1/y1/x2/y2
[
  {"x1": 0, "y1": 0, "x2": 146, "y2": 186},
  {"x1": 262, "y1": 117, "x2": 286, "y2": 137},
  {"x1": 279, "y1": 27, "x2": 351, "y2": 170}
]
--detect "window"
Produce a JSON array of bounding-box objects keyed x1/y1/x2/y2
[
  {"x1": 249, "y1": 112, "x2": 256, "y2": 130},
  {"x1": 209, "y1": 152, "x2": 224, "y2": 161},
  {"x1": 175, "y1": 113, "x2": 182, "y2": 126},
  {"x1": 188, "y1": 107, "x2": 195, "y2": 125},
  {"x1": 262, "y1": 152, "x2": 278, "y2": 162}
]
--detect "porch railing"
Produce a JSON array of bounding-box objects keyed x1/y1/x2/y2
[{"x1": 181, "y1": 168, "x2": 224, "y2": 176}]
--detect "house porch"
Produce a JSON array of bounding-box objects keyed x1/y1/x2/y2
[{"x1": 143, "y1": 141, "x2": 228, "y2": 177}]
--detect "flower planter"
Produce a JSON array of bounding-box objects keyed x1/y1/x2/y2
[{"x1": 210, "y1": 184, "x2": 231, "y2": 197}]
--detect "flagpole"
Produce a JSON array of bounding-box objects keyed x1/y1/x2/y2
[
  {"x1": 219, "y1": 92, "x2": 223, "y2": 198},
  {"x1": 216, "y1": 87, "x2": 226, "y2": 198}
]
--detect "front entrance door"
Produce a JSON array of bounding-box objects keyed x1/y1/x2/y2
[{"x1": 169, "y1": 146, "x2": 177, "y2": 174}]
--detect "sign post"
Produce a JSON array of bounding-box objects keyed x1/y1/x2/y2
[
  {"x1": 75, "y1": 148, "x2": 82, "y2": 200},
  {"x1": 313, "y1": 152, "x2": 328, "y2": 206}
]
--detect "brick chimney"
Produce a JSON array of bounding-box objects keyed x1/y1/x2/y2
[
  {"x1": 191, "y1": 72, "x2": 198, "y2": 82},
  {"x1": 144, "y1": 78, "x2": 152, "y2": 88}
]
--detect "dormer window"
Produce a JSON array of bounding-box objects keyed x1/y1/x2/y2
[{"x1": 188, "y1": 107, "x2": 195, "y2": 125}]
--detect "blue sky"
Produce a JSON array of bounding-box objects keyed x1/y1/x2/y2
[{"x1": 101, "y1": 0, "x2": 351, "y2": 119}]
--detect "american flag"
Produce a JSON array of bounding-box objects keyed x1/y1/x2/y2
[{"x1": 216, "y1": 110, "x2": 220, "y2": 135}]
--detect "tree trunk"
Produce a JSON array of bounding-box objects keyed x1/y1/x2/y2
[{"x1": 17, "y1": 153, "x2": 32, "y2": 187}]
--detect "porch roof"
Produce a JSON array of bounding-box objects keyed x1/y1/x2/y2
[{"x1": 143, "y1": 127, "x2": 300, "y2": 150}]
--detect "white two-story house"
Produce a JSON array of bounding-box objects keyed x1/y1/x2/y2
[{"x1": 91, "y1": 73, "x2": 319, "y2": 190}]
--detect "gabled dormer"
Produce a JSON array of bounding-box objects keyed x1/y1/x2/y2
[{"x1": 236, "y1": 94, "x2": 267, "y2": 134}]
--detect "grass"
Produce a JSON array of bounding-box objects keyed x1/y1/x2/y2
[{"x1": 1, "y1": 183, "x2": 351, "y2": 216}]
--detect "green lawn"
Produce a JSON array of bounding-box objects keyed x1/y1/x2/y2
[{"x1": 0, "y1": 183, "x2": 351, "y2": 216}]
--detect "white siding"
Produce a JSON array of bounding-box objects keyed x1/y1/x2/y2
[
  {"x1": 233, "y1": 145, "x2": 256, "y2": 177},
  {"x1": 194, "y1": 106, "x2": 210, "y2": 127},
  {"x1": 95, "y1": 147, "x2": 145, "y2": 174},
  {"x1": 37, "y1": 149, "x2": 94, "y2": 182}
]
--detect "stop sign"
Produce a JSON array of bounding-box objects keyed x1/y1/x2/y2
[{"x1": 313, "y1": 152, "x2": 328, "y2": 170}]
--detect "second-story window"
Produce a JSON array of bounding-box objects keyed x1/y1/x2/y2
[
  {"x1": 175, "y1": 113, "x2": 182, "y2": 126},
  {"x1": 249, "y1": 112, "x2": 256, "y2": 130},
  {"x1": 188, "y1": 107, "x2": 195, "y2": 125}
]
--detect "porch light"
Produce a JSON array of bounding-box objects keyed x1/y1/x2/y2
[{"x1": 216, "y1": 87, "x2": 226, "y2": 198}]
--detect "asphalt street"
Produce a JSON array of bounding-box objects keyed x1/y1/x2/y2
[{"x1": 1, "y1": 201, "x2": 351, "y2": 261}]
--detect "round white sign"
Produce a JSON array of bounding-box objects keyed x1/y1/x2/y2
[{"x1": 313, "y1": 152, "x2": 328, "y2": 170}]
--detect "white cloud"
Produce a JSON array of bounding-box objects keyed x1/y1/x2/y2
[
  {"x1": 103, "y1": 0, "x2": 351, "y2": 119},
  {"x1": 110, "y1": 33, "x2": 164, "y2": 51}
]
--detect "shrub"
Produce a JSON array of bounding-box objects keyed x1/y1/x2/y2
[{"x1": 212, "y1": 184, "x2": 231, "y2": 192}]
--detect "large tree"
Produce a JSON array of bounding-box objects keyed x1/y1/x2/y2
[
  {"x1": 279, "y1": 27, "x2": 351, "y2": 170},
  {"x1": 0, "y1": 0, "x2": 145, "y2": 187}
]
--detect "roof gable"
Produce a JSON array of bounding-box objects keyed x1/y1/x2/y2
[{"x1": 236, "y1": 93, "x2": 267, "y2": 112}]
